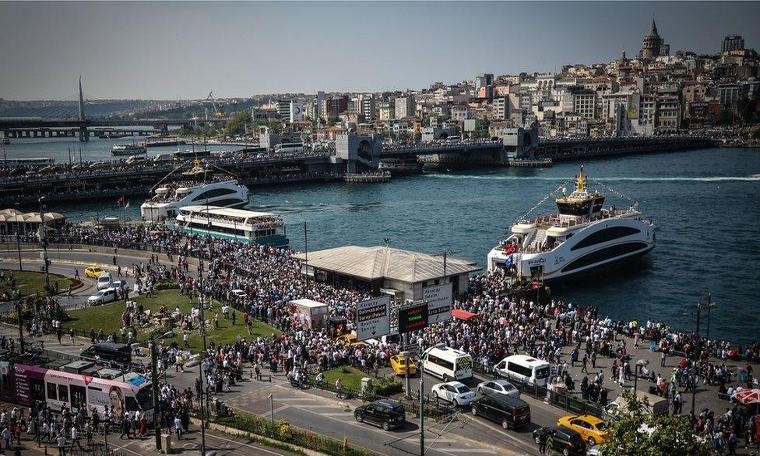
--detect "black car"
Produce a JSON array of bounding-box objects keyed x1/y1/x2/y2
[
  {"x1": 532, "y1": 426, "x2": 587, "y2": 456},
  {"x1": 81, "y1": 342, "x2": 132, "y2": 365},
  {"x1": 354, "y1": 398, "x2": 406, "y2": 431},
  {"x1": 471, "y1": 393, "x2": 531, "y2": 429}
]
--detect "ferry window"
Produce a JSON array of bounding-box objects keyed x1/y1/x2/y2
[
  {"x1": 192, "y1": 188, "x2": 235, "y2": 201},
  {"x1": 70, "y1": 385, "x2": 86, "y2": 409},
  {"x1": 47, "y1": 383, "x2": 57, "y2": 400},
  {"x1": 570, "y1": 226, "x2": 640, "y2": 251},
  {"x1": 58, "y1": 384, "x2": 69, "y2": 403},
  {"x1": 562, "y1": 242, "x2": 647, "y2": 272}
]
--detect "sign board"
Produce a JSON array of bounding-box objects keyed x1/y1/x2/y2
[
  {"x1": 398, "y1": 302, "x2": 429, "y2": 334},
  {"x1": 356, "y1": 296, "x2": 391, "y2": 341},
  {"x1": 423, "y1": 283, "x2": 453, "y2": 324}
]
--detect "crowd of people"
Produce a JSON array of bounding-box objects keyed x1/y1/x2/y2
[{"x1": 3, "y1": 222, "x2": 760, "y2": 453}]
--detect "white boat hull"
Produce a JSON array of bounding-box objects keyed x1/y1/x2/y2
[{"x1": 488, "y1": 216, "x2": 655, "y2": 281}]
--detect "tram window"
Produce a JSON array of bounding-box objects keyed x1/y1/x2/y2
[
  {"x1": 47, "y1": 383, "x2": 57, "y2": 400},
  {"x1": 31, "y1": 379, "x2": 45, "y2": 402},
  {"x1": 71, "y1": 385, "x2": 86, "y2": 409},
  {"x1": 58, "y1": 385, "x2": 69, "y2": 403},
  {"x1": 125, "y1": 397, "x2": 140, "y2": 411}
]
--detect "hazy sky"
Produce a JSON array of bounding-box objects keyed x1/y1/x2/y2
[{"x1": 1, "y1": 1, "x2": 758, "y2": 100}]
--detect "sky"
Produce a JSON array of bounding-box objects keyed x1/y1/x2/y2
[{"x1": 1, "y1": 1, "x2": 759, "y2": 100}]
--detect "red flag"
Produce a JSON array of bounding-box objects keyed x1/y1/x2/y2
[{"x1": 117, "y1": 195, "x2": 125, "y2": 205}]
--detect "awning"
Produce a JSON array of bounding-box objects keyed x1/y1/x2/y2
[
  {"x1": 452, "y1": 309, "x2": 477, "y2": 321},
  {"x1": 735, "y1": 388, "x2": 760, "y2": 405}
]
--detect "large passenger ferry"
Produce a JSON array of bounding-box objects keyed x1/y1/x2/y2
[
  {"x1": 487, "y1": 167, "x2": 655, "y2": 281},
  {"x1": 112, "y1": 143, "x2": 147, "y2": 156},
  {"x1": 140, "y1": 159, "x2": 250, "y2": 221},
  {"x1": 175, "y1": 205, "x2": 289, "y2": 246}
]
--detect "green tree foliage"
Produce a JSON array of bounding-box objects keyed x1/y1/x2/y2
[
  {"x1": 601, "y1": 390, "x2": 709, "y2": 456},
  {"x1": 717, "y1": 109, "x2": 735, "y2": 126},
  {"x1": 752, "y1": 128, "x2": 760, "y2": 140},
  {"x1": 224, "y1": 111, "x2": 252, "y2": 137}
]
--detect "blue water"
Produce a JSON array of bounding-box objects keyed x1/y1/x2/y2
[{"x1": 19, "y1": 143, "x2": 760, "y2": 344}]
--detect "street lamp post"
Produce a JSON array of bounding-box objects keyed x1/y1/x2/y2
[
  {"x1": 269, "y1": 393, "x2": 274, "y2": 424},
  {"x1": 38, "y1": 196, "x2": 49, "y2": 291},
  {"x1": 705, "y1": 292, "x2": 715, "y2": 343},
  {"x1": 401, "y1": 350, "x2": 410, "y2": 399},
  {"x1": 149, "y1": 338, "x2": 162, "y2": 451},
  {"x1": 691, "y1": 301, "x2": 702, "y2": 416},
  {"x1": 197, "y1": 260, "x2": 207, "y2": 456}
]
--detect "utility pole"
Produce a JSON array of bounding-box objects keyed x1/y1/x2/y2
[
  {"x1": 16, "y1": 232, "x2": 22, "y2": 271},
  {"x1": 197, "y1": 260, "x2": 207, "y2": 455},
  {"x1": 38, "y1": 196, "x2": 49, "y2": 291},
  {"x1": 150, "y1": 338, "x2": 162, "y2": 451},
  {"x1": 303, "y1": 222, "x2": 308, "y2": 284},
  {"x1": 705, "y1": 292, "x2": 714, "y2": 342},
  {"x1": 691, "y1": 301, "x2": 702, "y2": 416},
  {"x1": 16, "y1": 300, "x2": 24, "y2": 354},
  {"x1": 419, "y1": 377, "x2": 425, "y2": 456}
]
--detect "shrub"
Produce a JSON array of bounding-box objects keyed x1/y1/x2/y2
[{"x1": 154, "y1": 280, "x2": 179, "y2": 290}]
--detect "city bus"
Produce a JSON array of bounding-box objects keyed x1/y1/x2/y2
[{"x1": 421, "y1": 346, "x2": 473, "y2": 382}]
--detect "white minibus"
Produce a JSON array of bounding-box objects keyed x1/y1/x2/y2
[
  {"x1": 421, "y1": 346, "x2": 473, "y2": 382},
  {"x1": 494, "y1": 354, "x2": 551, "y2": 387}
]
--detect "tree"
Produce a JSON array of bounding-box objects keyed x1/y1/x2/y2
[
  {"x1": 753, "y1": 128, "x2": 760, "y2": 140},
  {"x1": 601, "y1": 390, "x2": 709, "y2": 456},
  {"x1": 223, "y1": 111, "x2": 252, "y2": 137},
  {"x1": 717, "y1": 109, "x2": 735, "y2": 126}
]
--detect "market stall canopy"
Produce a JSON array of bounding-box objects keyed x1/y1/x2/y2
[{"x1": 452, "y1": 309, "x2": 477, "y2": 321}]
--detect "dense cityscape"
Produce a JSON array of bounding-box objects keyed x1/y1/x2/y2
[{"x1": 0, "y1": 4, "x2": 759, "y2": 456}]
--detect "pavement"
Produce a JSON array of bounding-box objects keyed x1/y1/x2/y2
[{"x1": 1, "y1": 247, "x2": 758, "y2": 456}]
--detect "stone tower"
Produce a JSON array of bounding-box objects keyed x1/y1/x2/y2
[{"x1": 639, "y1": 19, "x2": 666, "y2": 59}]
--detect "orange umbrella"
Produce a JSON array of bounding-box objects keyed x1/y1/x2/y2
[{"x1": 734, "y1": 389, "x2": 760, "y2": 405}]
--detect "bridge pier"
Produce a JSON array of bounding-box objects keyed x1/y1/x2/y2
[{"x1": 78, "y1": 127, "x2": 89, "y2": 142}]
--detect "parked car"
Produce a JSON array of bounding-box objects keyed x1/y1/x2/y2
[
  {"x1": 532, "y1": 426, "x2": 587, "y2": 456},
  {"x1": 557, "y1": 414, "x2": 609, "y2": 446},
  {"x1": 110, "y1": 279, "x2": 128, "y2": 292},
  {"x1": 476, "y1": 379, "x2": 520, "y2": 399},
  {"x1": 471, "y1": 393, "x2": 531, "y2": 429},
  {"x1": 390, "y1": 354, "x2": 417, "y2": 376},
  {"x1": 96, "y1": 272, "x2": 113, "y2": 290},
  {"x1": 353, "y1": 399, "x2": 406, "y2": 431},
  {"x1": 88, "y1": 287, "x2": 118, "y2": 306},
  {"x1": 431, "y1": 381, "x2": 476, "y2": 407},
  {"x1": 85, "y1": 265, "x2": 106, "y2": 278}
]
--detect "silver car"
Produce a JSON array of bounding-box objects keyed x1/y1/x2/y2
[{"x1": 476, "y1": 379, "x2": 520, "y2": 398}]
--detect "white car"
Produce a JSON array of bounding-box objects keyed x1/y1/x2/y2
[
  {"x1": 88, "y1": 287, "x2": 118, "y2": 306},
  {"x1": 431, "y1": 381, "x2": 477, "y2": 407},
  {"x1": 231, "y1": 289, "x2": 247, "y2": 300},
  {"x1": 96, "y1": 272, "x2": 113, "y2": 290},
  {"x1": 476, "y1": 379, "x2": 520, "y2": 399}
]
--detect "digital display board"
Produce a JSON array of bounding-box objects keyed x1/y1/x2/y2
[{"x1": 398, "y1": 302, "x2": 428, "y2": 334}]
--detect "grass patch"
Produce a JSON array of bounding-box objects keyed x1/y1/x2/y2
[
  {"x1": 322, "y1": 366, "x2": 369, "y2": 392},
  {"x1": 63, "y1": 288, "x2": 280, "y2": 351},
  {"x1": 1, "y1": 270, "x2": 73, "y2": 297}
]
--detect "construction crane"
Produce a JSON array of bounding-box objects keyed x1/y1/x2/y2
[{"x1": 205, "y1": 91, "x2": 225, "y2": 119}]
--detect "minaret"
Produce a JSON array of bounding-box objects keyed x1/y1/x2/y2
[{"x1": 78, "y1": 76, "x2": 85, "y2": 121}]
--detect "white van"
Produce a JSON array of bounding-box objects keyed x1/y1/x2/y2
[
  {"x1": 97, "y1": 272, "x2": 113, "y2": 290},
  {"x1": 494, "y1": 354, "x2": 551, "y2": 387},
  {"x1": 422, "y1": 346, "x2": 473, "y2": 382}
]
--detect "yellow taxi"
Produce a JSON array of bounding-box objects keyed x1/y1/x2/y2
[
  {"x1": 84, "y1": 265, "x2": 106, "y2": 279},
  {"x1": 556, "y1": 414, "x2": 609, "y2": 446},
  {"x1": 390, "y1": 354, "x2": 417, "y2": 376},
  {"x1": 336, "y1": 333, "x2": 366, "y2": 349}
]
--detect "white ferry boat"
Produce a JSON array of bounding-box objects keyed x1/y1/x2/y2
[
  {"x1": 140, "y1": 180, "x2": 249, "y2": 221},
  {"x1": 487, "y1": 167, "x2": 655, "y2": 281},
  {"x1": 112, "y1": 143, "x2": 147, "y2": 156},
  {"x1": 175, "y1": 205, "x2": 288, "y2": 246}
]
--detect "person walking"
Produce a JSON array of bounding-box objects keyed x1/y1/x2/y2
[
  {"x1": 56, "y1": 432, "x2": 67, "y2": 456},
  {"x1": 581, "y1": 354, "x2": 589, "y2": 373},
  {"x1": 335, "y1": 378, "x2": 344, "y2": 399},
  {"x1": 538, "y1": 428, "x2": 548, "y2": 454},
  {"x1": 174, "y1": 415, "x2": 183, "y2": 440}
]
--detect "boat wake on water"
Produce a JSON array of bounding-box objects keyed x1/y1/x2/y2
[{"x1": 424, "y1": 174, "x2": 760, "y2": 182}]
